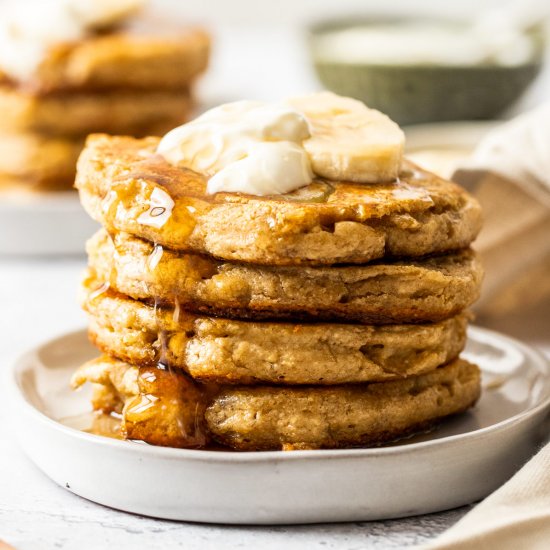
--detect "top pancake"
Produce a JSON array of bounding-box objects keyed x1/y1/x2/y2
[
  {"x1": 76, "y1": 134, "x2": 482, "y2": 266},
  {"x1": 0, "y1": 24, "x2": 209, "y2": 94}
]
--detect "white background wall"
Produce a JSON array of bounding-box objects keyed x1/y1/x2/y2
[
  {"x1": 151, "y1": 0, "x2": 549, "y2": 114},
  {"x1": 154, "y1": 0, "x2": 505, "y2": 25}
]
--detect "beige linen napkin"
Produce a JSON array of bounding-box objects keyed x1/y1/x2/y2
[
  {"x1": 427, "y1": 104, "x2": 550, "y2": 549},
  {"x1": 425, "y1": 441, "x2": 550, "y2": 550},
  {"x1": 452, "y1": 102, "x2": 550, "y2": 319}
]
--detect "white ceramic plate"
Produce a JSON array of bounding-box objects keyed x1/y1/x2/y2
[
  {"x1": 8, "y1": 327, "x2": 550, "y2": 524},
  {"x1": 0, "y1": 191, "x2": 98, "y2": 255}
]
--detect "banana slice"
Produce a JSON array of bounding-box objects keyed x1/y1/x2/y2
[
  {"x1": 71, "y1": 0, "x2": 146, "y2": 29},
  {"x1": 286, "y1": 92, "x2": 404, "y2": 183}
]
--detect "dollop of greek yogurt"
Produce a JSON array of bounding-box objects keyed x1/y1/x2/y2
[
  {"x1": 157, "y1": 101, "x2": 314, "y2": 196},
  {"x1": 314, "y1": 23, "x2": 534, "y2": 67}
]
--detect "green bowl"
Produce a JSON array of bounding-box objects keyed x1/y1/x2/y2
[{"x1": 309, "y1": 17, "x2": 544, "y2": 125}]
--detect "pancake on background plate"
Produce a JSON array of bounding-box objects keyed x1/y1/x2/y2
[{"x1": 0, "y1": 0, "x2": 209, "y2": 191}]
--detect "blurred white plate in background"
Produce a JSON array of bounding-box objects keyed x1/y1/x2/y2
[{"x1": 0, "y1": 191, "x2": 98, "y2": 255}]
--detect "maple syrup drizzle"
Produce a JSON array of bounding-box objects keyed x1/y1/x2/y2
[
  {"x1": 119, "y1": 239, "x2": 212, "y2": 448},
  {"x1": 60, "y1": 410, "x2": 123, "y2": 440},
  {"x1": 105, "y1": 154, "x2": 440, "y2": 258},
  {"x1": 88, "y1": 281, "x2": 110, "y2": 301}
]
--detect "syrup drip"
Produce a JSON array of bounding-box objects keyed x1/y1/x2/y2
[
  {"x1": 120, "y1": 241, "x2": 212, "y2": 448},
  {"x1": 88, "y1": 281, "x2": 110, "y2": 301},
  {"x1": 123, "y1": 364, "x2": 209, "y2": 449},
  {"x1": 146, "y1": 243, "x2": 164, "y2": 272},
  {"x1": 391, "y1": 179, "x2": 434, "y2": 204},
  {"x1": 86, "y1": 412, "x2": 123, "y2": 439},
  {"x1": 129, "y1": 155, "x2": 209, "y2": 200},
  {"x1": 61, "y1": 411, "x2": 123, "y2": 440},
  {"x1": 136, "y1": 187, "x2": 175, "y2": 229},
  {"x1": 99, "y1": 230, "x2": 121, "y2": 298},
  {"x1": 81, "y1": 412, "x2": 232, "y2": 451}
]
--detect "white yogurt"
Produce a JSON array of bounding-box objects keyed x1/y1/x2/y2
[
  {"x1": 315, "y1": 22, "x2": 534, "y2": 67},
  {"x1": 0, "y1": 0, "x2": 145, "y2": 81},
  {"x1": 157, "y1": 100, "x2": 314, "y2": 196}
]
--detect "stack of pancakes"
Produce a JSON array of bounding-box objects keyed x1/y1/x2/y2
[
  {"x1": 0, "y1": 23, "x2": 209, "y2": 192},
  {"x1": 73, "y1": 134, "x2": 483, "y2": 451}
]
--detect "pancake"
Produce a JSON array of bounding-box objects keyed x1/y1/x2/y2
[
  {"x1": 0, "y1": 88, "x2": 191, "y2": 137},
  {"x1": 72, "y1": 356, "x2": 481, "y2": 450},
  {"x1": 0, "y1": 132, "x2": 83, "y2": 186},
  {"x1": 74, "y1": 357, "x2": 208, "y2": 448},
  {"x1": 207, "y1": 359, "x2": 480, "y2": 451},
  {"x1": 0, "y1": 26, "x2": 209, "y2": 93},
  {"x1": 82, "y1": 276, "x2": 469, "y2": 384},
  {"x1": 87, "y1": 229, "x2": 483, "y2": 323},
  {"x1": 76, "y1": 134, "x2": 482, "y2": 266}
]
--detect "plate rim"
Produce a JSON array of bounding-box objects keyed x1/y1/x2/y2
[
  {"x1": 404, "y1": 120, "x2": 500, "y2": 146},
  {"x1": 9, "y1": 325, "x2": 550, "y2": 464}
]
